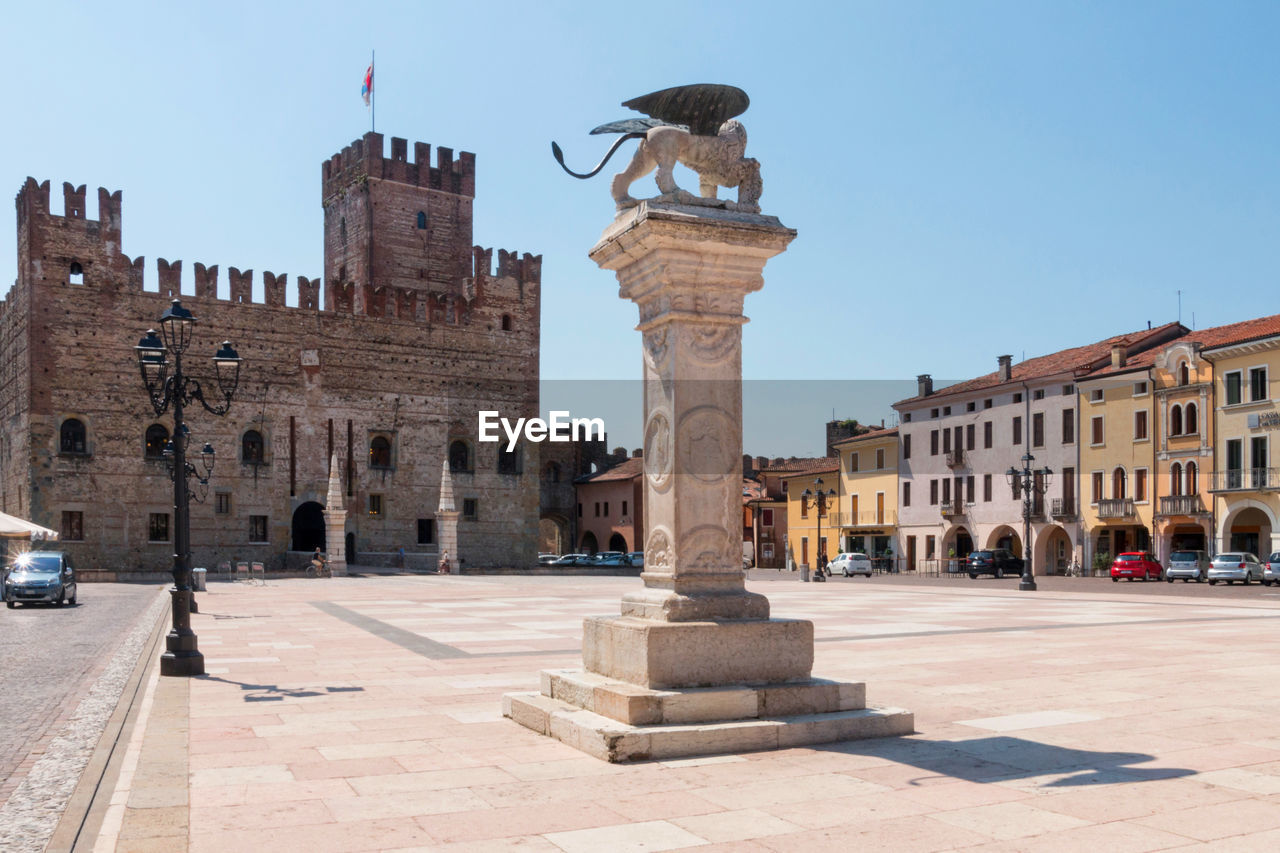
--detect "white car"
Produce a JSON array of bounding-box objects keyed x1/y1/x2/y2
[
  {"x1": 830, "y1": 552, "x2": 873, "y2": 577},
  {"x1": 1166, "y1": 549, "x2": 1209, "y2": 583}
]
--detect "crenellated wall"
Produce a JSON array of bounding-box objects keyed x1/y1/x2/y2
[{"x1": 3, "y1": 130, "x2": 544, "y2": 574}]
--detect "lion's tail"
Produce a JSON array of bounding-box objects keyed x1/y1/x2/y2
[{"x1": 551, "y1": 133, "x2": 644, "y2": 180}]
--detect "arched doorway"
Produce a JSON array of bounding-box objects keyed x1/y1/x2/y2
[
  {"x1": 942, "y1": 526, "x2": 974, "y2": 560},
  {"x1": 1035, "y1": 525, "x2": 1072, "y2": 575},
  {"x1": 987, "y1": 525, "x2": 1022, "y2": 557},
  {"x1": 580, "y1": 531, "x2": 599, "y2": 554},
  {"x1": 539, "y1": 516, "x2": 567, "y2": 554},
  {"x1": 292, "y1": 502, "x2": 325, "y2": 551},
  {"x1": 1224, "y1": 505, "x2": 1274, "y2": 556},
  {"x1": 608, "y1": 532, "x2": 628, "y2": 552}
]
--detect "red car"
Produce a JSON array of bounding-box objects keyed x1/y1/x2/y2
[{"x1": 1110, "y1": 551, "x2": 1163, "y2": 582}]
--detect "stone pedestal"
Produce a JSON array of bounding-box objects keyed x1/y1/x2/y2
[{"x1": 505, "y1": 201, "x2": 912, "y2": 760}]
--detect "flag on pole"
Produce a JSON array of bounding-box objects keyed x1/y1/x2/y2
[{"x1": 362, "y1": 63, "x2": 373, "y2": 106}]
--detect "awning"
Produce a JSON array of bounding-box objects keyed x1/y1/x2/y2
[{"x1": 0, "y1": 511, "x2": 59, "y2": 541}]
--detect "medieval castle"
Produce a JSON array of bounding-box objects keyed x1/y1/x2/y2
[{"x1": 0, "y1": 131, "x2": 560, "y2": 573}]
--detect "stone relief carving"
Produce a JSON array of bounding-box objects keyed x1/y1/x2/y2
[
  {"x1": 678, "y1": 407, "x2": 736, "y2": 482},
  {"x1": 645, "y1": 527, "x2": 674, "y2": 570},
  {"x1": 685, "y1": 324, "x2": 738, "y2": 364},
  {"x1": 643, "y1": 327, "x2": 671, "y2": 372},
  {"x1": 681, "y1": 525, "x2": 738, "y2": 570},
  {"x1": 643, "y1": 411, "x2": 673, "y2": 489}
]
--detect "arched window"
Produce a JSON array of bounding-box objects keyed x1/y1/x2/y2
[
  {"x1": 1186, "y1": 461, "x2": 1198, "y2": 494},
  {"x1": 69, "y1": 261, "x2": 84, "y2": 285},
  {"x1": 242, "y1": 430, "x2": 264, "y2": 464},
  {"x1": 369, "y1": 436, "x2": 392, "y2": 469},
  {"x1": 1170, "y1": 463, "x2": 1182, "y2": 496},
  {"x1": 59, "y1": 418, "x2": 87, "y2": 455},
  {"x1": 1112, "y1": 467, "x2": 1127, "y2": 500},
  {"x1": 501, "y1": 314, "x2": 512, "y2": 331},
  {"x1": 448, "y1": 439, "x2": 470, "y2": 472},
  {"x1": 498, "y1": 445, "x2": 521, "y2": 475},
  {"x1": 544, "y1": 461, "x2": 561, "y2": 483},
  {"x1": 1179, "y1": 362, "x2": 1190, "y2": 386},
  {"x1": 145, "y1": 424, "x2": 170, "y2": 459},
  {"x1": 1170, "y1": 405, "x2": 1183, "y2": 436},
  {"x1": 1185, "y1": 402, "x2": 1198, "y2": 434},
  {"x1": 416, "y1": 211, "x2": 427, "y2": 229}
]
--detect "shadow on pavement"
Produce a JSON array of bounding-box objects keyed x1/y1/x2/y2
[{"x1": 196, "y1": 674, "x2": 366, "y2": 703}]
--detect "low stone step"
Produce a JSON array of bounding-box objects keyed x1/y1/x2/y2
[
  {"x1": 504, "y1": 691, "x2": 914, "y2": 763},
  {"x1": 541, "y1": 668, "x2": 866, "y2": 725}
]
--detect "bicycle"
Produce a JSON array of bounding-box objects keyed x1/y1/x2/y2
[{"x1": 306, "y1": 559, "x2": 331, "y2": 579}]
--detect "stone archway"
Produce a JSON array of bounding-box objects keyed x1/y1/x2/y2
[
  {"x1": 986, "y1": 525, "x2": 1022, "y2": 557},
  {"x1": 1220, "y1": 502, "x2": 1276, "y2": 557},
  {"x1": 539, "y1": 515, "x2": 568, "y2": 554},
  {"x1": 580, "y1": 530, "x2": 599, "y2": 554},
  {"x1": 942, "y1": 526, "x2": 974, "y2": 559},
  {"x1": 1035, "y1": 525, "x2": 1073, "y2": 576},
  {"x1": 291, "y1": 501, "x2": 325, "y2": 552}
]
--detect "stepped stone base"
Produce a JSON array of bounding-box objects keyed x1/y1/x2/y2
[{"x1": 504, "y1": 684, "x2": 914, "y2": 763}]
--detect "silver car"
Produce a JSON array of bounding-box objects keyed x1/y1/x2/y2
[
  {"x1": 1166, "y1": 549, "x2": 1210, "y2": 583},
  {"x1": 1263, "y1": 552, "x2": 1280, "y2": 587},
  {"x1": 1207, "y1": 552, "x2": 1263, "y2": 585},
  {"x1": 4, "y1": 551, "x2": 78, "y2": 607}
]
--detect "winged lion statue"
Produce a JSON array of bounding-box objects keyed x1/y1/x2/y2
[{"x1": 552, "y1": 84, "x2": 762, "y2": 214}]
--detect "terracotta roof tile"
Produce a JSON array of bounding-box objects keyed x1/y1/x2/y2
[
  {"x1": 894, "y1": 322, "x2": 1186, "y2": 406},
  {"x1": 1085, "y1": 313, "x2": 1280, "y2": 378},
  {"x1": 576, "y1": 456, "x2": 644, "y2": 483},
  {"x1": 831, "y1": 426, "x2": 898, "y2": 447},
  {"x1": 760, "y1": 457, "x2": 840, "y2": 475}
]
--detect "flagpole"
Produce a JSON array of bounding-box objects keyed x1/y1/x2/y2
[{"x1": 371, "y1": 50, "x2": 375, "y2": 134}]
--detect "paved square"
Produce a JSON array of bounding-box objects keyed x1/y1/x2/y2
[{"x1": 98, "y1": 574, "x2": 1280, "y2": 850}]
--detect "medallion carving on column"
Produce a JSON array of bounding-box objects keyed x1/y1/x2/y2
[
  {"x1": 644, "y1": 411, "x2": 674, "y2": 491},
  {"x1": 680, "y1": 525, "x2": 739, "y2": 569},
  {"x1": 645, "y1": 527, "x2": 675, "y2": 570},
  {"x1": 643, "y1": 327, "x2": 671, "y2": 373},
  {"x1": 684, "y1": 324, "x2": 739, "y2": 364},
  {"x1": 678, "y1": 407, "x2": 737, "y2": 482}
]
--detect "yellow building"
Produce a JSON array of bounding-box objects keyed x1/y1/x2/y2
[
  {"x1": 1078, "y1": 344, "x2": 1159, "y2": 568},
  {"x1": 781, "y1": 460, "x2": 839, "y2": 570},
  {"x1": 831, "y1": 427, "x2": 898, "y2": 560},
  {"x1": 1203, "y1": 322, "x2": 1280, "y2": 557}
]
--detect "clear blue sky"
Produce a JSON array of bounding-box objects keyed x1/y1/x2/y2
[{"x1": 3, "y1": 2, "x2": 1278, "y2": 454}]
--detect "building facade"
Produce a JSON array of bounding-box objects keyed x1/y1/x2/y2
[
  {"x1": 780, "y1": 460, "x2": 839, "y2": 570},
  {"x1": 831, "y1": 427, "x2": 898, "y2": 558},
  {"x1": 573, "y1": 454, "x2": 644, "y2": 554},
  {"x1": 0, "y1": 131, "x2": 543, "y2": 573}
]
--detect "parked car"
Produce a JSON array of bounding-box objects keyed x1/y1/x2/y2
[
  {"x1": 553, "y1": 553, "x2": 588, "y2": 566},
  {"x1": 595, "y1": 553, "x2": 630, "y2": 566},
  {"x1": 626, "y1": 552, "x2": 644, "y2": 568},
  {"x1": 967, "y1": 549, "x2": 1023, "y2": 579},
  {"x1": 589, "y1": 551, "x2": 624, "y2": 565},
  {"x1": 1110, "y1": 552, "x2": 1162, "y2": 582},
  {"x1": 829, "y1": 552, "x2": 873, "y2": 577},
  {"x1": 1264, "y1": 552, "x2": 1280, "y2": 586},
  {"x1": 1208, "y1": 552, "x2": 1263, "y2": 585},
  {"x1": 1166, "y1": 550, "x2": 1210, "y2": 583},
  {"x1": 4, "y1": 551, "x2": 77, "y2": 608},
  {"x1": 537, "y1": 553, "x2": 560, "y2": 566}
]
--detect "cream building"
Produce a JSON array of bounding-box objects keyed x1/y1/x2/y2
[{"x1": 831, "y1": 427, "x2": 898, "y2": 560}]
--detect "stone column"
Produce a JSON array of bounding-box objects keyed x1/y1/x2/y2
[
  {"x1": 506, "y1": 201, "x2": 913, "y2": 761},
  {"x1": 436, "y1": 457, "x2": 460, "y2": 573},
  {"x1": 322, "y1": 454, "x2": 348, "y2": 576}
]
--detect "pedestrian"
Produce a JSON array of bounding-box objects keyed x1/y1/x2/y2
[
  {"x1": 438, "y1": 550, "x2": 450, "y2": 574},
  {"x1": 396, "y1": 546, "x2": 406, "y2": 569}
]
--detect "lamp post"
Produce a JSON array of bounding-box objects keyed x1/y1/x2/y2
[
  {"x1": 135, "y1": 299, "x2": 242, "y2": 677},
  {"x1": 801, "y1": 477, "x2": 837, "y2": 578},
  {"x1": 1006, "y1": 452, "x2": 1052, "y2": 592}
]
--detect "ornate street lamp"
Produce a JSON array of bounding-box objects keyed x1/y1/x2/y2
[
  {"x1": 135, "y1": 300, "x2": 242, "y2": 677},
  {"x1": 801, "y1": 477, "x2": 837, "y2": 579},
  {"x1": 1005, "y1": 452, "x2": 1052, "y2": 592}
]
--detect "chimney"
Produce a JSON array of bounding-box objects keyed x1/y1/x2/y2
[
  {"x1": 916, "y1": 374, "x2": 933, "y2": 397},
  {"x1": 632, "y1": 448, "x2": 642, "y2": 458},
  {"x1": 1111, "y1": 344, "x2": 1126, "y2": 368},
  {"x1": 997, "y1": 355, "x2": 1012, "y2": 382}
]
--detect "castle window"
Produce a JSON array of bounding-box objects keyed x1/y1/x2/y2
[
  {"x1": 368, "y1": 494, "x2": 383, "y2": 515},
  {"x1": 463, "y1": 498, "x2": 478, "y2": 521},
  {"x1": 498, "y1": 445, "x2": 522, "y2": 475},
  {"x1": 69, "y1": 261, "x2": 84, "y2": 285},
  {"x1": 144, "y1": 424, "x2": 170, "y2": 459},
  {"x1": 501, "y1": 314, "x2": 513, "y2": 331},
  {"x1": 369, "y1": 435, "x2": 392, "y2": 469},
  {"x1": 215, "y1": 492, "x2": 231, "y2": 514},
  {"x1": 242, "y1": 430, "x2": 265, "y2": 464},
  {"x1": 449, "y1": 440, "x2": 471, "y2": 473},
  {"x1": 148, "y1": 513, "x2": 170, "y2": 543},
  {"x1": 61, "y1": 511, "x2": 84, "y2": 541},
  {"x1": 59, "y1": 419, "x2": 88, "y2": 455},
  {"x1": 544, "y1": 461, "x2": 561, "y2": 483},
  {"x1": 416, "y1": 211, "x2": 427, "y2": 229},
  {"x1": 248, "y1": 515, "x2": 268, "y2": 543},
  {"x1": 340, "y1": 217, "x2": 347, "y2": 245},
  {"x1": 417, "y1": 518, "x2": 435, "y2": 544}
]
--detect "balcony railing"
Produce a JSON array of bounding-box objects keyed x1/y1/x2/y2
[
  {"x1": 940, "y1": 499, "x2": 965, "y2": 519},
  {"x1": 1211, "y1": 468, "x2": 1280, "y2": 492},
  {"x1": 827, "y1": 509, "x2": 896, "y2": 527},
  {"x1": 1051, "y1": 498, "x2": 1076, "y2": 519},
  {"x1": 1097, "y1": 498, "x2": 1136, "y2": 519},
  {"x1": 945, "y1": 449, "x2": 965, "y2": 468},
  {"x1": 1157, "y1": 494, "x2": 1206, "y2": 516},
  {"x1": 1028, "y1": 497, "x2": 1046, "y2": 520}
]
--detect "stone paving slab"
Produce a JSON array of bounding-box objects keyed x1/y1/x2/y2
[{"x1": 82, "y1": 573, "x2": 1280, "y2": 850}]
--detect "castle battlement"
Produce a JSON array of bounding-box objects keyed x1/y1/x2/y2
[
  {"x1": 16, "y1": 178, "x2": 122, "y2": 243},
  {"x1": 321, "y1": 132, "x2": 476, "y2": 202},
  {"x1": 472, "y1": 247, "x2": 543, "y2": 288}
]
